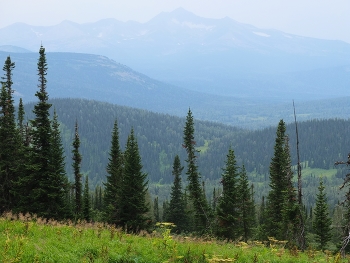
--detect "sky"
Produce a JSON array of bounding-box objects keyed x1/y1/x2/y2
[{"x1": 2, "y1": 0, "x2": 350, "y2": 43}]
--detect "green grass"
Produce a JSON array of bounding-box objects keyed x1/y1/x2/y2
[{"x1": 1, "y1": 213, "x2": 349, "y2": 262}]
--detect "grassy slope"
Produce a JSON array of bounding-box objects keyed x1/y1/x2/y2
[{"x1": 0, "y1": 214, "x2": 347, "y2": 263}]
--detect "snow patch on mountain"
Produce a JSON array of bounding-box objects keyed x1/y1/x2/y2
[{"x1": 253, "y1": 32, "x2": 270, "y2": 37}]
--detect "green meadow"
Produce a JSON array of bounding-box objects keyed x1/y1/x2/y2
[{"x1": 0, "y1": 213, "x2": 348, "y2": 263}]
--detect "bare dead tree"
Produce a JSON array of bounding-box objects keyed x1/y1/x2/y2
[{"x1": 293, "y1": 101, "x2": 305, "y2": 250}]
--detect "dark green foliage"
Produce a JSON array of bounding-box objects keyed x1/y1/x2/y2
[
  {"x1": 0, "y1": 56, "x2": 21, "y2": 213},
  {"x1": 216, "y1": 147, "x2": 240, "y2": 240},
  {"x1": 14, "y1": 46, "x2": 70, "y2": 219},
  {"x1": 72, "y1": 120, "x2": 82, "y2": 219},
  {"x1": 48, "y1": 110, "x2": 71, "y2": 219},
  {"x1": 237, "y1": 165, "x2": 256, "y2": 242},
  {"x1": 183, "y1": 109, "x2": 209, "y2": 232},
  {"x1": 103, "y1": 120, "x2": 123, "y2": 225},
  {"x1": 93, "y1": 186, "x2": 104, "y2": 211},
  {"x1": 153, "y1": 197, "x2": 160, "y2": 223},
  {"x1": 313, "y1": 179, "x2": 332, "y2": 250},
  {"x1": 83, "y1": 176, "x2": 91, "y2": 221},
  {"x1": 25, "y1": 46, "x2": 54, "y2": 216},
  {"x1": 162, "y1": 200, "x2": 169, "y2": 222},
  {"x1": 17, "y1": 98, "x2": 25, "y2": 141},
  {"x1": 120, "y1": 129, "x2": 150, "y2": 233},
  {"x1": 280, "y1": 137, "x2": 300, "y2": 245},
  {"x1": 166, "y1": 155, "x2": 189, "y2": 232},
  {"x1": 266, "y1": 120, "x2": 290, "y2": 240}
]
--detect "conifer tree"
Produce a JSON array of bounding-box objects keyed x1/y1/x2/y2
[
  {"x1": 72, "y1": 120, "x2": 82, "y2": 219},
  {"x1": 183, "y1": 109, "x2": 208, "y2": 232},
  {"x1": 153, "y1": 197, "x2": 160, "y2": 223},
  {"x1": 120, "y1": 128, "x2": 150, "y2": 233},
  {"x1": 166, "y1": 155, "x2": 189, "y2": 232},
  {"x1": 237, "y1": 165, "x2": 256, "y2": 242},
  {"x1": 266, "y1": 120, "x2": 291, "y2": 240},
  {"x1": 48, "y1": 110, "x2": 71, "y2": 219},
  {"x1": 216, "y1": 147, "x2": 240, "y2": 240},
  {"x1": 103, "y1": 120, "x2": 123, "y2": 225},
  {"x1": 280, "y1": 136, "x2": 300, "y2": 245},
  {"x1": 82, "y1": 176, "x2": 91, "y2": 221},
  {"x1": 17, "y1": 98, "x2": 25, "y2": 141},
  {"x1": 313, "y1": 179, "x2": 332, "y2": 251},
  {"x1": 17, "y1": 46, "x2": 68, "y2": 218},
  {"x1": 162, "y1": 200, "x2": 169, "y2": 222},
  {"x1": 0, "y1": 56, "x2": 21, "y2": 212}
]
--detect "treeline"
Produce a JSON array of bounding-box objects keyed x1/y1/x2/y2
[
  {"x1": 20, "y1": 97, "x2": 350, "y2": 210},
  {"x1": 23, "y1": 99, "x2": 350, "y2": 185}
]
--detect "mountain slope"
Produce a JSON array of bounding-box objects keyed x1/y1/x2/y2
[
  {"x1": 22, "y1": 98, "x2": 349, "y2": 208},
  {"x1": 1, "y1": 8, "x2": 350, "y2": 102},
  {"x1": 2, "y1": 50, "x2": 350, "y2": 129}
]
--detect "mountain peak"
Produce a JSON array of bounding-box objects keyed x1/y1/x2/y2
[{"x1": 147, "y1": 7, "x2": 202, "y2": 24}]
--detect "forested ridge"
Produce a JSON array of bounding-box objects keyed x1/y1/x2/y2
[{"x1": 22, "y1": 98, "x2": 349, "y2": 206}]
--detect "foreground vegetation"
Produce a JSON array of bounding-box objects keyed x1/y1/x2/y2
[{"x1": 0, "y1": 213, "x2": 347, "y2": 263}]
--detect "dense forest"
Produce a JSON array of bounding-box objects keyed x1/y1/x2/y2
[
  {"x1": 21, "y1": 98, "x2": 349, "y2": 208},
  {"x1": 2, "y1": 46, "x2": 350, "y2": 252}
]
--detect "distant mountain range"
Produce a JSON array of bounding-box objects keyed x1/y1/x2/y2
[{"x1": 1, "y1": 8, "x2": 350, "y2": 103}]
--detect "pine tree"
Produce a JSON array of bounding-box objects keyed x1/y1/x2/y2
[
  {"x1": 237, "y1": 165, "x2": 256, "y2": 242},
  {"x1": 166, "y1": 155, "x2": 188, "y2": 232},
  {"x1": 72, "y1": 120, "x2": 82, "y2": 219},
  {"x1": 183, "y1": 109, "x2": 208, "y2": 232},
  {"x1": 266, "y1": 120, "x2": 292, "y2": 240},
  {"x1": 0, "y1": 56, "x2": 21, "y2": 212},
  {"x1": 280, "y1": 136, "x2": 300, "y2": 245},
  {"x1": 153, "y1": 197, "x2": 160, "y2": 223},
  {"x1": 216, "y1": 147, "x2": 240, "y2": 240},
  {"x1": 82, "y1": 176, "x2": 91, "y2": 221},
  {"x1": 313, "y1": 179, "x2": 332, "y2": 251},
  {"x1": 17, "y1": 46, "x2": 66, "y2": 218},
  {"x1": 17, "y1": 98, "x2": 25, "y2": 141},
  {"x1": 162, "y1": 200, "x2": 169, "y2": 222},
  {"x1": 120, "y1": 128, "x2": 150, "y2": 233},
  {"x1": 103, "y1": 120, "x2": 123, "y2": 225},
  {"x1": 48, "y1": 110, "x2": 71, "y2": 219}
]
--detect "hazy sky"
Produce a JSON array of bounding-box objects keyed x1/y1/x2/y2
[{"x1": 2, "y1": 0, "x2": 350, "y2": 43}]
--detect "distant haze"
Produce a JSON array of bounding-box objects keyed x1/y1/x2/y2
[{"x1": 2, "y1": 0, "x2": 350, "y2": 43}]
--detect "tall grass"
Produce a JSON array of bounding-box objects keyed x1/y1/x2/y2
[{"x1": 0, "y1": 212, "x2": 348, "y2": 262}]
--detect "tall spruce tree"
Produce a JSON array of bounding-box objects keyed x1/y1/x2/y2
[
  {"x1": 19, "y1": 46, "x2": 68, "y2": 218},
  {"x1": 103, "y1": 120, "x2": 123, "y2": 225},
  {"x1": 17, "y1": 98, "x2": 25, "y2": 141},
  {"x1": 28, "y1": 45, "x2": 53, "y2": 216},
  {"x1": 153, "y1": 197, "x2": 160, "y2": 223},
  {"x1": 237, "y1": 165, "x2": 256, "y2": 242},
  {"x1": 216, "y1": 147, "x2": 240, "y2": 240},
  {"x1": 313, "y1": 179, "x2": 332, "y2": 251},
  {"x1": 48, "y1": 110, "x2": 70, "y2": 219},
  {"x1": 183, "y1": 109, "x2": 209, "y2": 232},
  {"x1": 72, "y1": 120, "x2": 82, "y2": 219},
  {"x1": 82, "y1": 176, "x2": 91, "y2": 221},
  {"x1": 120, "y1": 128, "x2": 150, "y2": 233},
  {"x1": 0, "y1": 56, "x2": 21, "y2": 212},
  {"x1": 166, "y1": 155, "x2": 188, "y2": 232},
  {"x1": 280, "y1": 136, "x2": 300, "y2": 245},
  {"x1": 266, "y1": 120, "x2": 291, "y2": 240}
]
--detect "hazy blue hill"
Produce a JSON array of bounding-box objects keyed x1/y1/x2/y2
[
  {"x1": 3, "y1": 50, "x2": 350, "y2": 129},
  {"x1": 1, "y1": 9, "x2": 350, "y2": 103},
  {"x1": 0, "y1": 45, "x2": 32, "y2": 53}
]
